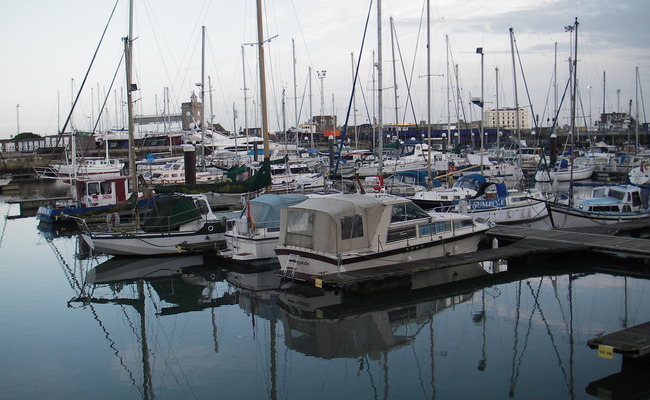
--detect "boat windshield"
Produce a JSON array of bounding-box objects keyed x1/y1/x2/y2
[{"x1": 391, "y1": 202, "x2": 430, "y2": 223}]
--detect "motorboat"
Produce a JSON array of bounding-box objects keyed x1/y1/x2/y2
[
  {"x1": 223, "y1": 193, "x2": 309, "y2": 262},
  {"x1": 547, "y1": 184, "x2": 650, "y2": 228},
  {"x1": 410, "y1": 174, "x2": 488, "y2": 210},
  {"x1": 36, "y1": 175, "x2": 156, "y2": 225},
  {"x1": 81, "y1": 193, "x2": 230, "y2": 256},
  {"x1": 454, "y1": 183, "x2": 548, "y2": 226},
  {"x1": 275, "y1": 194, "x2": 490, "y2": 281}
]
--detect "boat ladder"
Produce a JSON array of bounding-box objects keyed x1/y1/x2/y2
[{"x1": 283, "y1": 254, "x2": 300, "y2": 280}]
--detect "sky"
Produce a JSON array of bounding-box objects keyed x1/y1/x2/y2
[{"x1": 1, "y1": 0, "x2": 649, "y2": 140}]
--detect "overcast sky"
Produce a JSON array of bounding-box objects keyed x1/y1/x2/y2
[{"x1": 1, "y1": 0, "x2": 648, "y2": 140}]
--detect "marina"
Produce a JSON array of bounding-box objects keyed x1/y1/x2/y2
[
  {"x1": 1, "y1": 0, "x2": 650, "y2": 398},
  {"x1": 2, "y1": 185, "x2": 650, "y2": 399}
]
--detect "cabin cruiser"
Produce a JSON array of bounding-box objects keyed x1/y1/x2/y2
[
  {"x1": 547, "y1": 184, "x2": 650, "y2": 228},
  {"x1": 275, "y1": 194, "x2": 490, "y2": 281}
]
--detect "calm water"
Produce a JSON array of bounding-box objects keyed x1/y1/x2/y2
[{"x1": 1, "y1": 182, "x2": 650, "y2": 399}]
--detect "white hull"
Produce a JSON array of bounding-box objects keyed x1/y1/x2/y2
[
  {"x1": 628, "y1": 166, "x2": 650, "y2": 185},
  {"x1": 225, "y1": 229, "x2": 280, "y2": 261},
  {"x1": 547, "y1": 204, "x2": 650, "y2": 229},
  {"x1": 535, "y1": 166, "x2": 594, "y2": 182},
  {"x1": 276, "y1": 231, "x2": 484, "y2": 279},
  {"x1": 462, "y1": 200, "x2": 549, "y2": 225},
  {"x1": 82, "y1": 230, "x2": 225, "y2": 256}
]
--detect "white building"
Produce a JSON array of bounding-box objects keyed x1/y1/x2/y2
[{"x1": 483, "y1": 107, "x2": 530, "y2": 130}]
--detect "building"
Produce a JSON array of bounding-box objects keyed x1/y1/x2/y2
[{"x1": 483, "y1": 107, "x2": 530, "y2": 130}]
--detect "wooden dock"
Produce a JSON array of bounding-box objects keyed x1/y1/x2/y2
[
  {"x1": 587, "y1": 321, "x2": 650, "y2": 359},
  {"x1": 298, "y1": 221, "x2": 650, "y2": 293},
  {"x1": 488, "y1": 224, "x2": 650, "y2": 258}
]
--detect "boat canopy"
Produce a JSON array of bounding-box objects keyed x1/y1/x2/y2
[
  {"x1": 142, "y1": 194, "x2": 201, "y2": 232},
  {"x1": 280, "y1": 194, "x2": 387, "y2": 254},
  {"x1": 246, "y1": 193, "x2": 308, "y2": 229}
]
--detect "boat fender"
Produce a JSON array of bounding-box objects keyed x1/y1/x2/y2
[{"x1": 106, "y1": 212, "x2": 120, "y2": 228}]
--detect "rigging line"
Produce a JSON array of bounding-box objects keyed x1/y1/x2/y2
[
  {"x1": 526, "y1": 279, "x2": 571, "y2": 390},
  {"x1": 392, "y1": 18, "x2": 419, "y2": 126},
  {"x1": 0, "y1": 205, "x2": 10, "y2": 250},
  {"x1": 89, "y1": 302, "x2": 141, "y2": 394},
  {"x1": 362, "y1": 355, "x2": 380, "y2": 400},
  {"x1": 513, "y1": 34, "x2": 539, "y2": 132},
  {"x1": 410, "y1": 334, "x2": 428, "y2": 399},
  {"x1": 59, "y1": 0, "x2": 121, "y2": 136},
  {"x1": 333, "y1": 0, "x2": 374, "y2": 177},
  {"x1": 93, "y1": 52, "x2": 125, "y2": 134}
]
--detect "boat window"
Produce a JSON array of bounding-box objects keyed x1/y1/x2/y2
[
  {"x1": 436, "y1": 221, "x2": 452, "y2": 233},
  {"x1": 453, "y1": 219, "x2": 474, "y2": 230},
  {"x1": 87, "y1": 182, "x2": 100, "y2": 195},
  {"x1": 194, "y1": 199, "x2": 210, "y2": 215},
  {"x1": 391, "y1": 202, "x2": 429, "y2": 223},
  {"x1": 387, "y1": 226, "x2": 417, "y2": 242},
  {"x1": 608, "y1": 190, "x2": 625, "y2": 201},
  {"x1": 592, "y1": 188, "x2": 607, "y2": 198},
  {"x1": 340, "y1": 215, "x2": 363, "y2": 240},
  {"x1": 100, "y1": 182, "x2": 112, "y2": 194},
  {"x1": 285, "y1": 210, "x2": 314, "y2": 249}
]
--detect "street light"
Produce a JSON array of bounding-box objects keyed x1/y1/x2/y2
[{"x1": 476, "y1": 47, "x2": 484, "y2": 150}]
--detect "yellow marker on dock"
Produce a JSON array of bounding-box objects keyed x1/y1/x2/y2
[{"x1": 597, "y1": 345, "x2": 614, "y2": 359}]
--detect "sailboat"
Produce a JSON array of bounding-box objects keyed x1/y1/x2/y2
[{"x1": 80, "y1": 1, "x2": 229, "y2": 256}]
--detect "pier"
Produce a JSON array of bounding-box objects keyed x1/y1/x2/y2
[{"x1": 294, "y1": 220, "x2": 650, "y2": 294}]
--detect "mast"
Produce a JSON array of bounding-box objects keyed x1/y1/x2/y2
[
  {"x1": 496, "y1": 67, "x2": 500, "y2": 151},
  {"x1": 390, "y1": 17, "x2": 399, "y2": 125},
  {"x1": 377, "y1": 0, "x2": 384, "y2": 175},
  {"x1": 256, "y1": 0, "x2": 271, "y2": 163},
  {"x1": 125, "y1": 0, "x2": 139, "y2": 227},
  {"x1": 446, "y1": 35, "x2": 451, "y2": 149},
  {"x1": 200, "y1": 25, "x2": 206, "y2": 171},
  {"x1": 241, "y1": 46, "x2": 250, "y2": 158},
  {"x1": 509, "y1": 28, "x2": 520, "y2": 143},
  {"x1": 634, "y1": 67, "x2": 639, "y2": 151},
  {"x1": 351, "y1": 53, "x2": 358, "y2": 148},
  {"x1": 292, "y1": 39, "x2": 298, "y2": 148},
  {"x1": 426, "y1": 0, "x2": 432, "y2": 188},
  {"x1": 567, "y1": 18, "x2": 579, "y2": 201}
]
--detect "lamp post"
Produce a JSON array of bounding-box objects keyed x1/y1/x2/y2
[
  {"x1": 476, "y1": 47, "x2": 484, "y2": 151},
  {"x1": 317, "y1": 70, "x2": 327, "y2": 132},
  {"x1": 16, "y1": 104, "x2": 20, "y2": 136}
]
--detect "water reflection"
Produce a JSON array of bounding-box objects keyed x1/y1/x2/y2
[
  {"x1": 28, "y1": 226, "x2": 650, "y2": 399},
  {"x1": 277, "y1": 263, "x2": 488, "y2": 359}
]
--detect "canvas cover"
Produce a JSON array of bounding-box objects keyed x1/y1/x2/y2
[
  {"x1": 280, "y1": 194, "x2": 387, "y2": 254},
  {"x1": 142, "y1": 194, "x2": 201, "y2": 232},
  {"x1": 153, "y1": 158, "x2": 272, "y2": 194},
  {"x1": 247, "y1": 193, "x2": 308, "y2": 228}
]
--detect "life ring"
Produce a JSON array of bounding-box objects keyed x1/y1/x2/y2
[
  {"x1": 106, "y1": 212, "x2": 120, "y2": 228},
  {"x1": 207, "y1": 224, "x2": 214, "y2": 232}
]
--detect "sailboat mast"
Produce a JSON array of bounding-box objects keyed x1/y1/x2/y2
[
  {"x1": 201, "y1": 25, "x2": 206, "y2": 171},
  {"x1": 377, "y1": 0, "x2": 384, "y2": 175},
  {"x1": 509, "y1": 28, "x2": 520, "y2": 143},
  {"x1": 256, "y1": 0, "x2": 270, "y2": 161},
  {"x1": 390, "y1": 17, "x2": 399, "y2": 124},
  {"x1": 125, "y1": 0, "x2": 139, "y2": 227},
  {"x1": 426, "y1": 0, "x2": 432, "y2": 188},
  {"x1": 634, "y1": 67, "x2": 639, "y2": 150}
]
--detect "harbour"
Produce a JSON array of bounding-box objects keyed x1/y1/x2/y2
[
  {"x1": 1, "y1": 0, "x2": 650, "y2": 398},
  {"x1": 2, "y1": 180, "x2": 650, "y2": 399}
]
